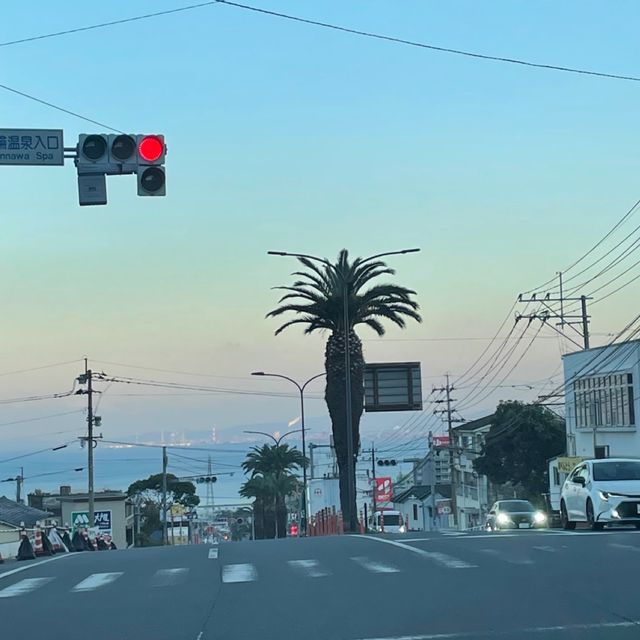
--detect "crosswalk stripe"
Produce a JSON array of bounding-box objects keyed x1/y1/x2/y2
[
  {"x1": 222, "y1": 564, "x2": 257, "y2": 583},
  {"x1": 152, "y1": 568, "x2": 189, "y2": 587},
  {"x1": 72, "y1": 572, "x2": 123, "y2": 592},
  {"x1": 0, "y1": 577, "x2": 53, "y2": 598},
  {"x1": 609, "y1": 542, "x2": 640, "y2": 552},
  {"x1": 351, "y1": 556, "x2": 399, "y2": 573},
  {"x1": 288, "y1": 559, "x2": 330, "y2": 577},
  {"x1": 480, "y1": 548, "x2": 533, "y2": 565},
  {"x1": 533, "y1": 545, "x2": 557, "y2": 553}
]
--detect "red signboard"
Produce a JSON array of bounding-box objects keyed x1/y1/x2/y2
[
  {"x1": 433, "y1": 435, "x2": 450, "y2": 448},
  {"x1": 375, "y1": 477, "x2": 393, "y2": 503}
]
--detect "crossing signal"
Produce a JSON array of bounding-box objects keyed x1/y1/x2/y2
[
  {"x1": 377, "y1": 459, "x2": 397, "y2": 466},
  {"x1": 196, "y1": 476, "x2": 217, "y2": 484}
]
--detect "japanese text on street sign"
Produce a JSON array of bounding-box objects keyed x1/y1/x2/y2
[
  {"x1": 71, "y1": 510, "x2": 112, "y2": 534},
  {"x1": 0, "y1": 129, "x2": 64, "y2": 165},
  {"x1": 375, "y1": 477, "x2": 393, "y2": 503}
]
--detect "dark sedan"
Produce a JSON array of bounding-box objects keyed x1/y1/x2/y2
[{"x1": 485, "y1": 500, "x2": 548, "y2": 531}]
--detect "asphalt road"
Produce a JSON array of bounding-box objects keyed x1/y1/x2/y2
[{"x1": 2, "y1": 528, "x2": 640, "y2": 640}]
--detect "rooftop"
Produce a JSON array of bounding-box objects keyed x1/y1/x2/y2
[
  {"x1": 452, "y1": 414, "x2": 494, "y2": 433},
  {"x1": 0, "y1": 496, "x2": 51, "y2": 528}
]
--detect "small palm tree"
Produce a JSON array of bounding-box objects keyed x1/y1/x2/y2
[
  {"x1": 267, "y1": 249, "x2": 421, "y2": 531},
  {"x1": 241, "y1": 443, "x2": 306, "y2": 539}
]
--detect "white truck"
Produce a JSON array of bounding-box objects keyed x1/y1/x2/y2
[{"x1": 372, "y1": 509, "x2": 406, "y2": 533}]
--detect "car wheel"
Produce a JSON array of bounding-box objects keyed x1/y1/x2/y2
[
  {"x1": 561, "y1": 501, "x2": 576, "y2": 530},
  {"x1": 586, "y1": 499, "x2": 604, "y2": 531}
]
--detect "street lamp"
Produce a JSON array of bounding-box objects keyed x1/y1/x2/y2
[
  {"x1": 243, "y1": 428, "x2": 308, "y2": 446},
  {"x1": 267, "y1": 248, "x2": 420, "y2": 531},
  {"x1": 251, "y1": 371, "x2": 325, "y2": 535}
]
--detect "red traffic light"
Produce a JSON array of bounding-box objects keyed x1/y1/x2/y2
[{"x1": 138, "y1": 135, "x2": 164, "y2": 163}]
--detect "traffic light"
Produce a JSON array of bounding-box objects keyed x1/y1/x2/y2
[
  {"x1": 76, "y1": 133, "x2": 167, "y2": 205},
  {"x1": 196, "y1": 476, "x2": 217, "y2": 484},
  {"x1": 136, "y1": 134, "x2": 166, "y2": 196},
  {"x1": 377, "y1": 459, "x2": 397, "y2": 466}
]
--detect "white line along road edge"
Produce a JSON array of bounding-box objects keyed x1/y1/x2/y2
[
  {"x1": 353, "y1": 535, "x2": 477, "y2": 569},
  {"x1": 0, "y1": 553, "x2": 72, "y2": 581},
  {"x1": 355, "y1": 619, "x2": 640, "y2": 640}
]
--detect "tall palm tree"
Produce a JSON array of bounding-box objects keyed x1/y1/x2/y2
[
  {"x1": 241, "y1": 443, "x2": 307, "y2": 538},
  {"x1": 267, "y1": 249, "x2": 421, "y2": 531}
]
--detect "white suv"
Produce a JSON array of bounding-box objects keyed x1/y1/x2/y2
[{"x1": 560, "y1": 458, "x2": 640, "y2": 530}]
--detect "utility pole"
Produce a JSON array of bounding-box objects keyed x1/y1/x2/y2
[
  {"x1": 371, "y1": 443, "x2": 377, "y2": 520},
  {"x1": 77, "y1": 359, "x2": 102, "y2": 527},
  {"x1": 162, "y1": 446, "x2": 168, "y2": 545},
  {"x1": 16, "y1": 467, "x2": 24, "y2": 504},
  {"x1": 428, "y1": 432, "x2": 436, "y2": 530},
  {"x1": 433, "y1": 375, "x2": 464, "y2": 529},
  {"x1": 517, "y1": 279, "x2": 592, "y2": 350}
]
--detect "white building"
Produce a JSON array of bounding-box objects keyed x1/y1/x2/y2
[
  {"x1": 548, "y1": 340, "x2": 640, "y2": 511},
  {"x1": 452, "y1": 416, "x2": 492, "y2": 530}
]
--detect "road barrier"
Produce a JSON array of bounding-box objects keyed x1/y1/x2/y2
[{"x1": 308, "y1": 507, "x2": 345, "y2": 536}]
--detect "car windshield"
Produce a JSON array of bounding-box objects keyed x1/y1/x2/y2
[
  {"x1": 593, "y1": 461, "x2": 640, "y2": 481},
  {"x1": 499, "y1": 501, "x2": 535, "y2": 512},
  {"x1": 381, "y1": 514, "x2": 401, "y2": 526}
]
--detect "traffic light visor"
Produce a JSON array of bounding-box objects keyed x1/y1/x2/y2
[{"x1": 138, "y1": 135, "x2": 164, "y2": 162}]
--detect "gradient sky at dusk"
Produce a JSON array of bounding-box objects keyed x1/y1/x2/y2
[{"x1": 1, "y1": 2, "x2": 639, "y2": 486}]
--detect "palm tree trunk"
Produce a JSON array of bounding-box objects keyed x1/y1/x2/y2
[{"x1": 325, "y1": 330, "x2": 365, "y2": 532}]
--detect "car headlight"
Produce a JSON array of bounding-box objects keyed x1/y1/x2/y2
[
  {"x1": 598, "y1": 490, "x2": 610, "y2": 501},
  {"x1": 496, "y1": 512, "x2": 510, "y2": 525},
  {"x1": 533, "y1": 511, "x2": 547, "y2": 524},
  {"x1": 398, "y1": 525, "x2": 406, "y2": 533}
]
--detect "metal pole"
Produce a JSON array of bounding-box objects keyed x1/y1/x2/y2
[
  {"x1": 371, "y1": 443, "x2": 377, "y2": 524},
  {"x1": 162, "y1": 446, "x2": 168, "y2": 545},
  {"x1": 343, "y1": 277, "x2": 355, "y2": 531},
  {"x1": 17, "y1": 467, "x2": 24, "y2": 504},
  {"x1": 446, "y1": 374, "x2": 458, "y2": 529},
  {"x1": 299, "y1": 386, "x2": 308, "y2": 536},
  {"x1": 581, "y1": 295, "x2": 590, "y2": 349},
  {"x1": 429, "y1": 431, "x2": 436, "y2": 531},
  {"x1": 86, "y1": 362, "x2": 95, "y2": 527},
  {"x1": 558, "y1": 272, "x2": 564, "y2": 328}
]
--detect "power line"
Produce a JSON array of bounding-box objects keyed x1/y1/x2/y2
[
  {"x1": 0, "y1": 82, "x2": 122, "y2": 132},
  {"x1": 2, "y1": 1, "x2": 638, "y2": 83},
  {"x1": 216, "y1": 1, "x2": 640, "y2": 82},
  {"x1": 0, "y1": 2, "x2": 221, "y2": 47},
  {"x1": 0, "y1": 409, "x2": 85, "y2": 428},
  {"x1": 0, "y1": 359, "x2": 83, "y2": 378}
]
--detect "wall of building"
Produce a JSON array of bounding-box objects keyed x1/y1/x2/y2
[
  {"x1": 61, "y1": 499, "x2": 131, "y2": 549},
  {"x1": 563, "y1": 341, "x2": 640, "y2": 458}
]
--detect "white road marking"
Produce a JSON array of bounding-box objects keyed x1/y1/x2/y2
[
  {"x1": 354, "y1": 535, "x2": 476, "y2": 569},
  {"x1": 480, "y1": 548, "x2": 533, "y2": 565},
  {"x1": 72, "y1": 572, "x2": 123, "y2": 592},
  {"x1": 0, "y1": 577, "x2": 53, "y2": 598},
  {"x1": 0, "y1": 553, "x2": 71, "y2": 581},
  {"x1": 288, "y1": 559, "x2": 330, "y2": 577},
  {"x1": 441, "y1": 531, "x2": 466, "y2": 537},
  {"x1": 152, "y1": 568, "x2": 189, "y2": 587},
  {"x1": 351, "y1": 556, "x2": 399, "y2": 573},
  {"x1": 355, "y1": 620, "x2": 640, "y2": 639},
  {"x1": 222, "y1": 563, "x2": 257, "y2": 583},
  {"x1": 532, "y1": 545, "x2": 557, "y2": 553},
  {"x1": 609, "y1": 542, "x2": 640, "y2": 552},
  {"x1": 208, "y1": 548, "x2": 219, "y2": 559}
]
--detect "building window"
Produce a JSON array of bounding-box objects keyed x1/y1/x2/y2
[
  {"x1": 574, "y1": 373, "x2": 635, "y2": 428},
  {"x1": 413, "y1": 504, "x2": 418, "y2": 521}
]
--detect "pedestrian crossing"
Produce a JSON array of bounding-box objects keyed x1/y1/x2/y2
[{"x1": 2, "y1": 537, "x2": 640, "y2": 598}]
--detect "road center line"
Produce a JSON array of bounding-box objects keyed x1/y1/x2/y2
[
  {"x1": 354, "y1": 535, "x2": 477, "y2": 569},
  {"x1": 356, "y1": 619, "x2": 640, "y2": 639}
]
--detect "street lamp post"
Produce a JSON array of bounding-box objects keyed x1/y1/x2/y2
[
  {"x1": 267, "y1": 248, "x2": 420, "y2": 531},
  {"x1": 251, "y1": 371, "x2": 325, "y2": 535}
]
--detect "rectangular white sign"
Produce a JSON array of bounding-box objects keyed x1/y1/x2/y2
[{"x1": 0, "y1": 128, "x2": 64, "y2": 165}]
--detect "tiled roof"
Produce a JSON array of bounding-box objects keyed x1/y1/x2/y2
[{"x1": 0, "y1": 496, "x2": 51, "y2": 528}]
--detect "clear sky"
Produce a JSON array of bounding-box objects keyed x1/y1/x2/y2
[{"x1": 1, "y1": 2, "x2": 639, "y2": 477}]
